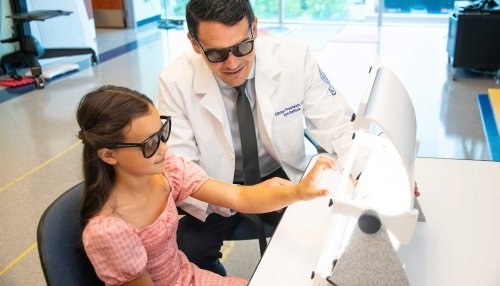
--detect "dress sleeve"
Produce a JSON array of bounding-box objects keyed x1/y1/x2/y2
[
  {"x1": 163, "y1": 152, "x2": 209, "y2": 203},
  {"x1": 83, "y1": 217, "x2": 147, "y2": 285}
]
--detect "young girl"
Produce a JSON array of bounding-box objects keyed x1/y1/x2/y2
[{"x1": 77, "y1": 85, "x2": 335, "y2": 286}]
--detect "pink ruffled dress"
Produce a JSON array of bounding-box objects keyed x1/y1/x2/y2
[{"x1": 83, "y1": 153, "x2": 248, "y2": 286}]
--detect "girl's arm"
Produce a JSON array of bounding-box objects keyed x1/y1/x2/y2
[
  {"x1": 123, "y1": 271, "x2": 155, "y2": 286},
  {"x1": 191, "y1": 156, "x2": 335, "y2": 214}
]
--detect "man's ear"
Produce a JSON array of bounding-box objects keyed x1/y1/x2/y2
[
  {"x1": 187, "y1": 33, "x2": 202, "y2": 54},
  {"x1": 252, "y1": 17, "x2": 258, "y2": 39},
  {"x1": 97, "y1": 148, "x2": 117, "y2": 165}
]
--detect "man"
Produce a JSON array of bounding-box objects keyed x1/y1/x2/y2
[{"x1": 157, "y1": 0, "x2": 360, "y2": 275}]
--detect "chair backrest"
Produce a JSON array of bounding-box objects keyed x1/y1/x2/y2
[{"x1": 37, "y1": 182, "x2": 103, "y2": 286}]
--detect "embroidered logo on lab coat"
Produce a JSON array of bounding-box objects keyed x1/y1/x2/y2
[
  {"x1": 274, "y1": 100, "x2": 304, "y2": 118},
  {"x1": 319, "y1": 68, "x2": 337, "y2": 96}
]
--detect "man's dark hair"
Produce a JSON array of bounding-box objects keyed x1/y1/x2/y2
[{"x1": 186, "y1": 0, "x2": 255, "y2": 38}]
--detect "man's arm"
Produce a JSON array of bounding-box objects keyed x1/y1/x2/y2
[
  {"x1": 157, "y1": 68, "x2": 212, "y2": 221},
  {"x1": 299, "y1": 47, "x2": 367, "y2": 177},
  {"x1": 157, "y1": 70, "x2": 201, "y2": 163}
]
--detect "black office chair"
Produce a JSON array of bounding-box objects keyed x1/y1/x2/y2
[
  {"x1": 37, "y1": 182, "x2": 104, "y2": 286},
  {"x1": 0, "y1": 0, "x2": 98, "y2": 88}
]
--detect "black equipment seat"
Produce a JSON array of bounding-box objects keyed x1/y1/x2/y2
[
  {"x1": 7, "y1": 10, "x2": 72, "y2": 21},
  {"x1": 0, "y1": 0, "x2": 98, "y2": 88}
]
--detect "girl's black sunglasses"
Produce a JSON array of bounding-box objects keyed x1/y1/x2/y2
[{"x1": 108, "y1": 116, "x2": 171, "y2": 158}]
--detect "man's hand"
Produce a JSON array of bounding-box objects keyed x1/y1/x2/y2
[{"x1": 414, "y1": 182, "x2": 420, "y2": 197}]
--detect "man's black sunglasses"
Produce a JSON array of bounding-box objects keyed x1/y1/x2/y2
[
  {"x1": 193, "y1": 25, "x2": 255, "y2": 63},
  {"x1": 194, "y1": 37, "x2": 254, "y2": 63},
  {"x1": 107, "y1": 116, "x2": 171, "y2": 158}
]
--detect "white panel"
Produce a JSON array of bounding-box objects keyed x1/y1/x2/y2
[
  {"x1": 363, "y1": 67, "x2": 417, "y2": 187},
  {"x1": 27, "y1": 0, "x2": 97, "y2": 53}
]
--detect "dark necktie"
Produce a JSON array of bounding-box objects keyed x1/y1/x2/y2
[{"x1": 235, "y1": 81, "x2": 261, "y2": 185}]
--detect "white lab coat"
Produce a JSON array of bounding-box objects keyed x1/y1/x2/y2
[{"x1": 157, "y1": 36, "x2": 357, "y2": 220}]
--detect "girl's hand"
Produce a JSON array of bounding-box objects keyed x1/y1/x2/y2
[{"x1": 296, "y1": 156, "x2": 337, "y2": 200}]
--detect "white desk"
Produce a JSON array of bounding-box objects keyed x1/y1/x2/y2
[{"x1": 250, "y1": 157, "x2": 500, "y2": 286}]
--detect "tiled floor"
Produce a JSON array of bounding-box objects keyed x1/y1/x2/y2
[{"x1": 0, "y1": 19, "x2": 498, "y2": 285}]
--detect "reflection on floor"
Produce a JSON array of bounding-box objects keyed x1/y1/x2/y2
[{"x1": 0, "y1": 21, "x2": 499, "y2": 285}]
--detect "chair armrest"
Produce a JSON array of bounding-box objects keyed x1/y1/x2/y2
[
  {"x1": 239, "y1": 214, "x2": 269, "y2": 255},
  {"x1": 304, "y1": 129, "x2": 327, "y2": 153}
]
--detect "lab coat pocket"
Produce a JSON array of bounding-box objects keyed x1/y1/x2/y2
[{"x1": 272, "y1": 116, "x2": 305, "y2": 167}]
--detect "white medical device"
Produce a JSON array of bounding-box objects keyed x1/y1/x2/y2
[{"x1": 311, "y1": 63, "x2": 420, "y2": 286}]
